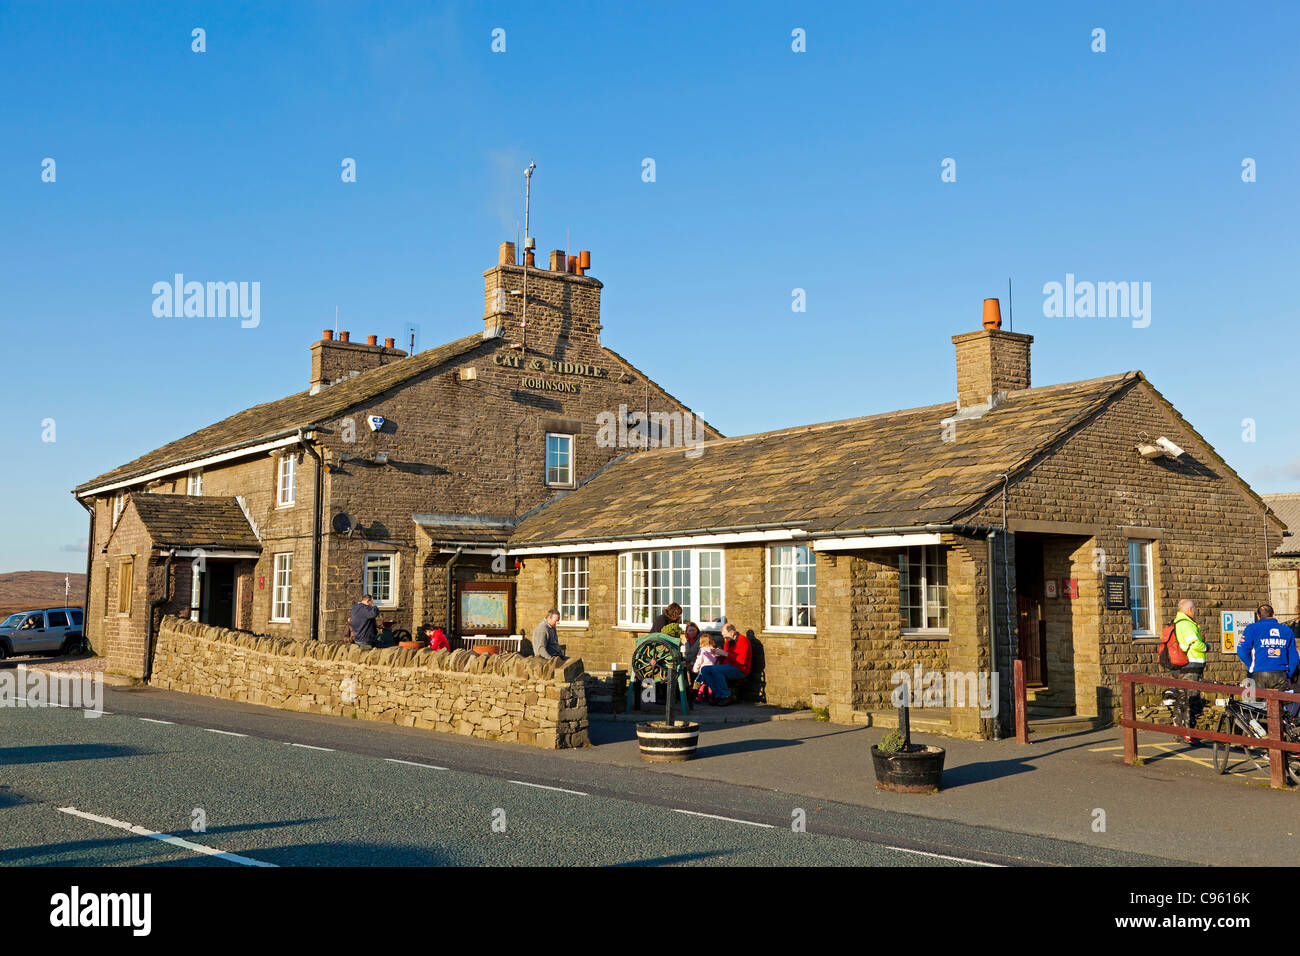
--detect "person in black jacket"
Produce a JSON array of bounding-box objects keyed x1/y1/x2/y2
[{"x1": 350, "y1": 594, "x2": 380, "y2": 647}]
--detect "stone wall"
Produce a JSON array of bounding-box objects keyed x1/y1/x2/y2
[{"x1": 150, "y1": 616, "x2": 589, "y2": 748}]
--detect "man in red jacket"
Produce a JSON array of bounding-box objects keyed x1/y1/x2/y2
[{"x1": 697, "y1": 622, "x2": 751, "y2": 706}]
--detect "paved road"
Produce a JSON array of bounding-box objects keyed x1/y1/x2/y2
[{"x1": 0, "y1": 682, "x2": 1178, "y2": 867}]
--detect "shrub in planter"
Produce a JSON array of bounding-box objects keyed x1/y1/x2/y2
[{"x1": 871, "y1": 726, "x2": 945, "y2": 793}]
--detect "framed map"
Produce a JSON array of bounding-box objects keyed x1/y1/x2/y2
[{"x1": 457, "y1": 582, "x2": 514, "y2": 636}]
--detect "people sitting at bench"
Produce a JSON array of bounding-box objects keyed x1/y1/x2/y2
[{"x1": 696, "y1": 622, "x2": 752, "y2": 707}]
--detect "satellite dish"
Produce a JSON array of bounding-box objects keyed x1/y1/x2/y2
[{"x1": 331, "y1": 512, "x2": 355, "y2": 534}]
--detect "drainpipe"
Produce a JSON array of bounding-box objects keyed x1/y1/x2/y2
[
  {"x1": 77, "y1": 497, "x2": 95, "y2": 651},
  {"x1": 445, "y1": 547, "x2": 464, "y2": 640},
  {"x1": 298, "y1": 428, "x2": 324, "y2": 641},
  {"x1": 986, "y1": 530, "x2": 1001, "y2": 739},
  {"x1": 1000, "y1": 473, "x2": 1016, "y2": 661},
  {"x1": 144, "y1": 548, "x2": 177, "y2": 682}
]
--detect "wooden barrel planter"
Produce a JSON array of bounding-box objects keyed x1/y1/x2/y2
[
  {"x1": 636, "y1": 720, "x2": 700, "y2": 761},
  {"x1": 870, "y1": 745, "x2": 946, "y2": 793}
]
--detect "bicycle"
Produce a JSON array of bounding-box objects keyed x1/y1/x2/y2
[{"x1": 1211, "y1": 693, "x2": 1300, "y2": 785}]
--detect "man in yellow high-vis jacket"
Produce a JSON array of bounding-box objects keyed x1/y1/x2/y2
[{"x1": 1171, "y1": 598, "x2": 1207, "y2": 742}]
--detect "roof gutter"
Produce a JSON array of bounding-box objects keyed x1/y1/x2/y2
[
  {"x1": 510, "y1": 522, "x2": 1002, "y2": 553},
  {"x1": 76, "y1": 427, "x2": 317, "y2": 498}
]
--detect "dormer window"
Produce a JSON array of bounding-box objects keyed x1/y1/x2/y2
[{"x1": 187, "y1": 469, "x2": 203, "y2": 496}]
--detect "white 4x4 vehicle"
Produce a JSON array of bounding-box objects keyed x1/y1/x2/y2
[{"x1": 0, "y1": 608, "x2": 85, "y2": 659}]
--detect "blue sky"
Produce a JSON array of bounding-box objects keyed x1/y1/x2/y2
[{"x1": 2, "y1": 0, "x2": 1298, "y2": 573}]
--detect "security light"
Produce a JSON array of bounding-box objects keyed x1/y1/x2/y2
[{"x1": 1155, "y1": 436, "x2": 1184, "y2": 458}]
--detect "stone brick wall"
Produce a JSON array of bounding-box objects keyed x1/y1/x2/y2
[{"x1": 150, "y1": 616, "x2": 589, "y2": 748}]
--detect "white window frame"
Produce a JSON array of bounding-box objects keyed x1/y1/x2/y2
[
  {"x1": 277, "y1": 453, "x2": 296, "y2": 507},
  {"x1": 271, "y1": 553, "x2": 293, "y2": 622},
  {"x1": 187, "y1": 469, "x2": 203, "y2": 496},
  {"x1": 111, "y1": 491, "x2": 126, "y2": 528},
  {"x1": 557, "y1": 556, "x2": 590, "y2": 626},
  {"x1": 1129, "y1": 539, "x2": 1156, "y2": 637},
  {"x1": 899, "y1": 545, "x2": 950, "y2": 635},
  {"x1": 766, "y1": 544, "x2": 817, "y2": 633},
  {"x1": 545, "y1": 433, "x2": 575, "y2": 488},
  {"x1": 617, "y1": 549, "x2": 725, "y2": 630},
  {"x1": 364, "y1": 552, "x2": 398, "y2": 608}
]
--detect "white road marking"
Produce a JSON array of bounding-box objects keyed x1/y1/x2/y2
[
  {"x1": 204, "y1": 728, "x2": 247, "y2": 737},
  {"x1": 669, "y1": 809, "x2": 996, "y2": 864},
  {"x1": 880, "y1": 844, "x2": 1002, "y2": 867},
  {"x1": 672, "y1": 808, "x2": 775, "y2": 828},
  {"x1": 57, "y1": 806, "x2": 276, "y2": 867},
  {"x1": 386, "y1": 758, "x2": 449, "y2": 771},
  {"x1": 288, "y1": 742, "x2": 334, "y2": 752},
  {"x1": 14, "y1": 696, "x2": 108, "y2": 714},
  {"x1": 139, "y1": 717, "x2": 174, "y2": 724},
  {"x1": 508, "y1": 780, "x2": 588, "y2": 796}
]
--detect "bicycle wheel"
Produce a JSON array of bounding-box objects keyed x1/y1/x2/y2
[
  {"x1": 1235, "y1": 711, "x2": 1270, "y2": 773},
  {"x1": 1212, "y1": 712, "x2": 1232, "y2": 774},
  {"x1": 1284, "y1": 724, "x2": 1300, "y2": 787}
]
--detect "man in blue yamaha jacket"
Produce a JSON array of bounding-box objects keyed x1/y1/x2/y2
[{"x1": 1237, "y1": 603, "x2": 1299, "y2": 691}]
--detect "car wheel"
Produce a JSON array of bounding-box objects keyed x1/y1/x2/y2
[
  {"x1": 0, "y1": 641, "x2": 9, "y2": 661},
  {"x1": 60, "y1": 636, "x2": 81, "y2": 656}
]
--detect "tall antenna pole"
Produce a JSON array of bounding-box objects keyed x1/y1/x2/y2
[
  {"x1": 334, "y1": 305, "x2": 339, "y2": 336},
  {"x1": 521, "y1": 162, "x2": 536, "y2": 354}
]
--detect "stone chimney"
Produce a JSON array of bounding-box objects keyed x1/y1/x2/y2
[
  {"x1": 952, "y1": 299, "x2": 1032, "y2": 409},
  {"x1": 310, "y1": 329, "x2": 408, "y2": 394},
  {"x1": 483, "y1": 240, "x2": 602, "y2": 345}
]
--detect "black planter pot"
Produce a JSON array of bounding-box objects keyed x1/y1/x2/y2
[
  {"x1": 870, "y1": 744, "x2": 946, "y2": 793},
  {"x1": 636, "y1": 720, "x2": 700, "y2": 761}
]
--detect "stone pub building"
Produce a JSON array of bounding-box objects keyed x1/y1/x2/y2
[{"x1": 74, "y1": 243, "x2": 715, "y2": 681}]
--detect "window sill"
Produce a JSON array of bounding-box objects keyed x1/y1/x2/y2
[
  {"x1": 269, "y1": 618, "x2": 291, "y2": 625},
  {"x1": 900, "y1": 629, "x2": 949, "y2": 640},
  {"x1": 557, "y1": 622, "x2": 588, "y2": 629},
  {"x1": 765, "y1": 627, "x2": 816, "y2": 636},
  {"x1": 276, "y1": 503, "x2": 295, "y2": 509}
]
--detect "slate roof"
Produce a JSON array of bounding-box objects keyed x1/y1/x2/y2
[
  {"x1": 1262, "y1": 494, "x2": 1300, "y2": 555},
  {"x1": 76, "y1": 334, "x2": 486, "y2": 493},
  {"x1": 129, "y1": 494, "x2": 261, "y2": 550},
  {"x1": 510, "y1": 372, "x2": 1143, "y2": 545}
]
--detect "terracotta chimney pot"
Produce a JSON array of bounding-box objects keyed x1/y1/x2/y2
[{"x1": 982, "y1": 298, "x2": 1002, "y2": 331}]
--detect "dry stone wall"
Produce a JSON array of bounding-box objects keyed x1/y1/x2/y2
[{"x1": 151, "y1": 616, "x2": 589, "y2": 748}]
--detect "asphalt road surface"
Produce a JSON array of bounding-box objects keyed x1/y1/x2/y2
[{"x1": 0, "y1": 682, "x2": 1181, "y2": 867}]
